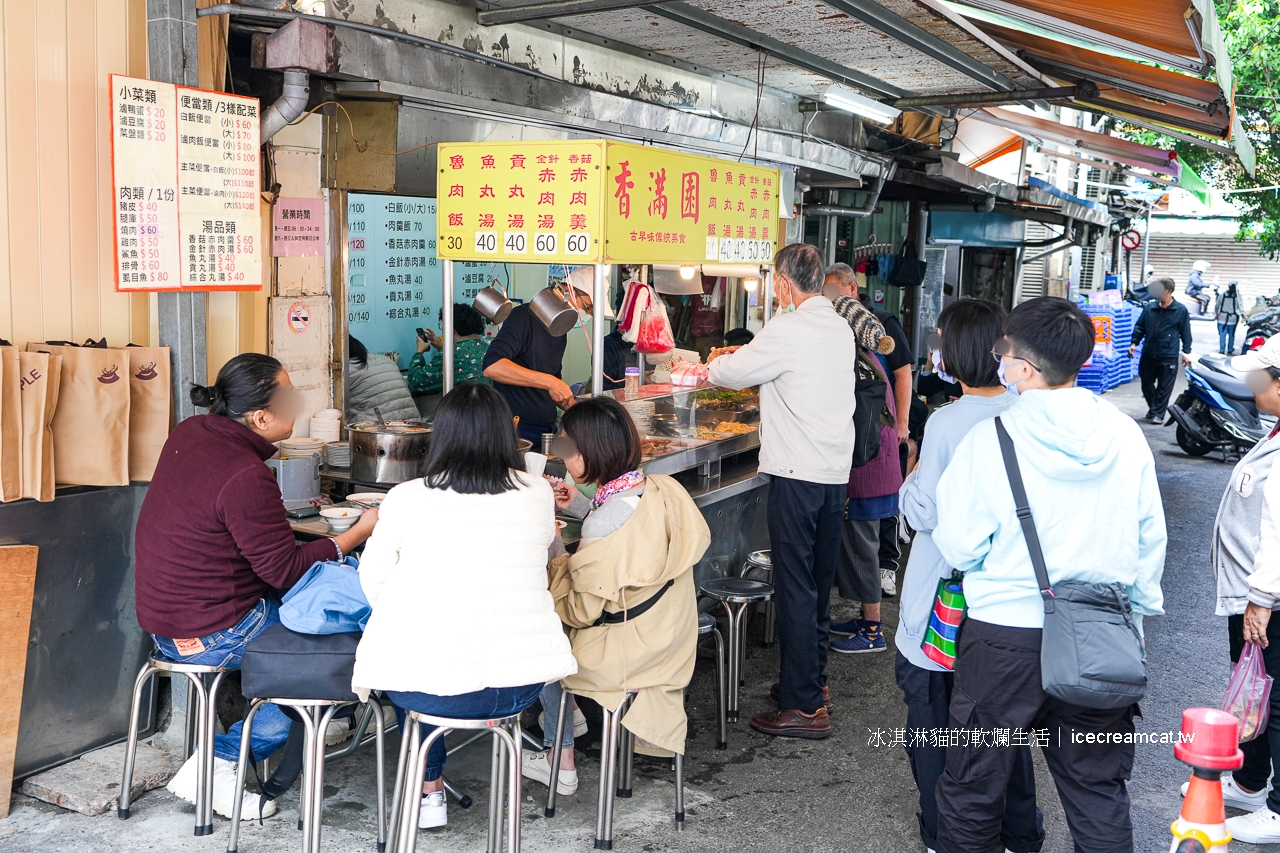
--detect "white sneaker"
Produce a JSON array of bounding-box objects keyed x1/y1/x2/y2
[
  {"x1": 417, "y1": 791, "x2": 447, "y2": 829},
  {"x1": 325, "y1": 716, "x2": 354, "y2": 746},
  {"x1": 880, "y1": 568, "x2": 897, "y2": 597},
  {"x1": 521, "y1": 750, "x2": 578, "y2": 795},
  {"x1": 1226, "y1": 805, "x2": 1280, "y2": 844},
  {"x1": 166, "y1": 753, "x2": 278, "y2": 820},
  {"x1": 538, "y1": 707, "x2": 589, "y2": 739},
  {"x1": 1180, "y1": 775, "x2": 1270, "y2": 811}
]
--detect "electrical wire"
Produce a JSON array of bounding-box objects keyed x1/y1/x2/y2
[{"x1": 737, "y1": 50, "x2": 766, "y2": 164}]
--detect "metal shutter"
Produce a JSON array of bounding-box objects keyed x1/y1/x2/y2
[
  {"x1": 1016, "y1": 221, "x2": 1048, "y2": 303},
  {"x1": 1146, "y1": 236, "x2": 1280, "y2": 307}
]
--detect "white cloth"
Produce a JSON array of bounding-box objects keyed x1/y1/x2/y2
[
  {"x1": 352, "y1": 472, "x2": 578, "y2": 699},
  {"x1": 707, "y1": 295, "x2": 859, "y2": 484}
]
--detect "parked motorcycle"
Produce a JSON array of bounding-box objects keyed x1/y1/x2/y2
[
  {"x1": 1242, "y1": 300, "x2": 1280, "y2": 353},
  {"x1": 1166, "y1": 354, "x2": 1274, "y2": 459}
]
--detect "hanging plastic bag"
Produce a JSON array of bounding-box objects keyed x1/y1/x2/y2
[
  {"x1": 1222, "y1": 641, "x2": 1273, "y2": 742},
  {"x1": 634, "y1": 292, "x2": 675, "y2": 354}
]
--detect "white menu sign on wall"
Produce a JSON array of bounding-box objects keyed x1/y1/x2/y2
[{"x1": 110, "y1": 74, "x2": 264, "y2": 292}]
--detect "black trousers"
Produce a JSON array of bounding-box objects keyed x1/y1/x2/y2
[
  {"x1": 1138, "y1": 355, "x2": 1179, "y2": 418},
  {"x1": 936, "y1": 619, "x2": 1137, "y2": 853},
  {"x1": 895, "y1": 652, "x2": 1044, "y2": 853},
  {"x1": 878, "y1": 515, "x2": 901, "y2": 572},
  {"x1": 1227, "y1": 613, "x2": 1280, "y2": 812},
  {"x1": 767, "y1": 476, "x2": 844, "y2": 712}
]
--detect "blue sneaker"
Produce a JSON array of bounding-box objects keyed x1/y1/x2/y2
[
  {"x1": 831, "y1": 623, "x2": 886, "y2": 654},
  {"x1": 829, "y1": 617, "x2": 868, "y2": 637}
]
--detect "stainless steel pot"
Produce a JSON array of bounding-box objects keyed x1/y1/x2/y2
[
  {"x1": 473, "y1": 283, "x2": 514, "y2": 324},
  {"x1": 348, "y1": 421, "x2": 433, "y2": 484},
  {"x1": 529, "y1": 285, "x2": 579, "y2": 337}
]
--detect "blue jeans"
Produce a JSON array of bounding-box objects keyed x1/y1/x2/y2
[
  {"x1": 152, "y1": 599, "x2": 293, "y2": 764},
  {"x1": 539, "y1": 682, "x2": 574, "y2": 750},
  {"x1": 1219, "y1": 322, "x2": 1238, "y2": 353},
  {"x1": 388, "y1": 684, "x2": 544, "y2": 783}
]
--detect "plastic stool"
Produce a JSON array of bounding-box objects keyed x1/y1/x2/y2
[{"x1": 699, "y1": 578, "x2": 774, "y2": 723}]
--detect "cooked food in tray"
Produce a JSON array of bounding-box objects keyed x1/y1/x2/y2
[{"x1": 714, "y1": 421, "x2": 757, "y2": 435}]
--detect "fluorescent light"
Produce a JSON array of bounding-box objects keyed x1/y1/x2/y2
[
  {"x1": 743, "y1": 278, "x2": 760, "y2": 292},
  {"x1": 822, "y1": 86, "x2": 901, "y2": 125},
  {"x1": 679, "y1": 265, "x2": 697, "y2": 280}
]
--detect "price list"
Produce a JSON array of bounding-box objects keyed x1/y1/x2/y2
[
  {"x1": 346, "y1": 193, "x2": 443, "y2": 369},
  {"x1": 111, "y1": 78, "x2": 181, "y2": 288}
]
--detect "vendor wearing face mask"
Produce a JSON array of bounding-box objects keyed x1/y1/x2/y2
[{"x1": 482, "y1": 278, "x2": 594, "y2": 445}]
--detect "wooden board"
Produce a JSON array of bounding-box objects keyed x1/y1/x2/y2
[{"x1": 0, "y1": 546, "x2": 37, "y2": 817}]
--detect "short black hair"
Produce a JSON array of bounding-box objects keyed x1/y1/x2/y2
[
  {"x1": 937, "y1": 299, "x2": 1005, "y2": 388},
  {"x1": 422, "y1": 383, "x2": 524, "y2": 494},
  {"x1": 1004, "y1": 297, "x2": 1095, "y2": 386},
  {"x1": 349, "y1": 335, "x2": 369, "y2": 368},
  {"x1": 724, "y1": 327, "x2": 755, "y2": 347},
  {"x1": 191, "y1": 353, "x2": 282, "y2": 419},
  {"x1": 1149, "y1": 277, "x2": 1175, "y2": 295},
  {"x1": 438, "y1": 303, "x2": 488, "y2": 338},
  {"x1": 774, "y1": 243, "x2": 825, "y2": 293},
  {"x1": 561, "y1": 396, "x2": 641, "y2": 485}
]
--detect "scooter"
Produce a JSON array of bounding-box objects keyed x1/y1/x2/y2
[{"x1": 1166, "y1": 354, "x2": 1274, "y2": 460}]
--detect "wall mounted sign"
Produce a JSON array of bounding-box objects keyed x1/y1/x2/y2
[{"x1": 273, "y1": 198, "x2": 324, "y2": 257}]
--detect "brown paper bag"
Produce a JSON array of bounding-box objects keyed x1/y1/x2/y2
[
  {"x1": 123, "y1": 347, "x2": 171, "y2": 482},
  {"x1": 17, "y1": 351, "x2": 57, "y2": 502},
  {"x1": 26, "y1": 344, "x2": 129, "y2": 487},
  {"x1": 0, "y1": 348, "x2": 20, "y2": 501}
]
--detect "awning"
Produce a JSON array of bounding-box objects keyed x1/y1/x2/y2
[{"x1": 968, "y1": 107, "x2": 1182, "y2": 178}]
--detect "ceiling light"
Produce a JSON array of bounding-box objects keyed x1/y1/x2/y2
[
  {"x1": 743, "y1": 278, "x2": 759, "y2": 292},
  {"x1": 822, "y1": 86, "x2": 901, "y2": 125},
  {"x1": 679, "y1": 265, "x2": 697, "y2": 280}
]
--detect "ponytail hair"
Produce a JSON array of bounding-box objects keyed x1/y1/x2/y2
[{"x1": 190, "y1": 353, "x2": 283, "y2": 419}]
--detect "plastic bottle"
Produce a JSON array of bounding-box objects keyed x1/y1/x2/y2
[{"x1": 624, "y1": 367, "x2": 640, "y2": 401}]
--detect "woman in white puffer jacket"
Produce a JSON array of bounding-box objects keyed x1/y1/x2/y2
[
  {"x1": 353, "y1": 382, "x2": 577, "y2": 831},
  {"x1": 345, "y1": 336, "x2": 420, "y2": 424}
]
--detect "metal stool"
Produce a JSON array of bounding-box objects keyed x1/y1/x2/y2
[
  {"x1": 120, "y1": 656, "x2": 230, "y2": 835},
  {"x1": 740, "y1": 550, "x2": 776, "y2": 646},
  {"x1": 699, "y1": 578, "x2": 774, "y2": 723},
  {"x1": 227, "y1": 697, "x2": 387, "y2": 853},
  {"x1": 545, "y1": 688, "x2": 685, "y2": 848},
  {"x1": 387, "y1": 710, "x2": 522, "y2": 853},
  {"x1": 697, "y1": 612, "x2": 728, "y2": 750}
]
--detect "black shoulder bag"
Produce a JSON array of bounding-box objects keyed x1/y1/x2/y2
[{"x1": 995, "y1": 418, "x2": 1147, "y2": 710}]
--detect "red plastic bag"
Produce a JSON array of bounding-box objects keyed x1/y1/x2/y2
[
  {"x1": 634, "y1": 295, "x2": 675, "y2": 354},
  {"x1": 1222, "y1": 641, "x2": 1273, "y2": 742}
]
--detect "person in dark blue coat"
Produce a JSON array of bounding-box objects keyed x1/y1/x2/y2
[{"x1": 1128, "y1": 277, "x2": 1193, "y2": 423}]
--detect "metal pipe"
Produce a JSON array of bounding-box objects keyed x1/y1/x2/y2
[
  {"x1": 1025, "y1": 240, "x2": 1075, "y2": 265},
  {"x1": 806, "y1": 162, "x2": 896, "y2": 221},
  {"x1": 762, "y1": 269, "x2": 774, "y2": 324},
  {"x1": 591, "y1": 265, "x2": 608, "y2": 396},
  {"x1": 1139, "y1": 201, "x2": 1154, "y2": 284},
  {"x1": 888, "y1": 82, "x2": 1097, "y2": 109},
  {"x1": 442, "y1": 261, "x2": 455, "y2": 394},
  {"x1": 261, "y1": 69, "x2": 310, "y2": 144}
]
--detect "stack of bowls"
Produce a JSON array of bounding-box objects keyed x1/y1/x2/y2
[
  {"x1": 326, "y1": 441, "x2": 351, "y2": 468},
  {"x1": 310, "y1": 409, "x2": 342, "y2": 444},
  {"x1": 623, "y1": 400, "x2": 656, "y2": 435},
  {"x1": 320, "y1": 507, "x2": 362, "y2": 532},
  {"x1": 279, "y1": 437, "x2": 325, "y2": 457}
]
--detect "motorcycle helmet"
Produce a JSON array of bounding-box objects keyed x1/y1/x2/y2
[{"x1": 1192, "y1": 260, "x2": 1211, "y2": 272}]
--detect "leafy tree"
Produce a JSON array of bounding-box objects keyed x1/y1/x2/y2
[{"x1": 1123, "y1": 0, "x2": 1280, "y2": 257}]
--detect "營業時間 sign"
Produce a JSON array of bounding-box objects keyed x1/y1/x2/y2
[{"x1": 110, "y1": 74, "x2": 263, "y2": 292}]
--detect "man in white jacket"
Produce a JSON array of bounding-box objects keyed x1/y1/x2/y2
[
  {"x1": 708, "y1": 242, "x2": 858, "y2": 739},
  {"x1": 932, "y1": 297, "x2": 1166, "y2": 853}
]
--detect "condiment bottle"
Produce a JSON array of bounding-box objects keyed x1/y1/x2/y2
[{"x1": 624, "y1": 367, "x2": 640, "y2": 401}]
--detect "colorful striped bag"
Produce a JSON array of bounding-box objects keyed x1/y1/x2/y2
[{"x1": 922, "y1": 572, "x2": 966, "y2": 670}]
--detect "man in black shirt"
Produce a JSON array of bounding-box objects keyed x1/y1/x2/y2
[
  {"x1": 482, "y1": 284, "x2": 586, "y2": 444},
  {"x1": 1129, "y1": 276, "x2": 1193, "y2": 424}
]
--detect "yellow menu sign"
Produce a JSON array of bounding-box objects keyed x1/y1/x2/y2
[
  {"x1": 435, "y1": 139, "x2": 780, "y2": 266},
  {"x1": 603, "y1": 141, "x2": 779, "y2": 265},
  {"x1": 436, "y1": 140, "x2": 606, "y2": 264}
]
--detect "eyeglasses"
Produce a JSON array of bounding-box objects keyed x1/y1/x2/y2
[{"x1": 991, "y1": 339, "x2": 1040, "y2": 372}]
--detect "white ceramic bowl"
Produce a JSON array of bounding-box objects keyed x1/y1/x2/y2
[
  {"x1": 346, "y1": 492, "x2": 387, "y2": 507},
  {"x1": 320, "y1": 507, "x2": 362, "y2": 531}
]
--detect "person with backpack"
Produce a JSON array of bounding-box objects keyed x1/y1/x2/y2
[
  {"x1": 827, "y1": 295, "x2": 900, "y2": 653},
  {"x1": 1217, "y1": 281, "x2": 1243, "y2": 354},
  {"x1": 932, "y1": 297, "x2": 1166, "y2": 853},
  {"x1": 708, "y1": 243, "x2": 859, "y2": 739},
  {"x1": 894, "y1": 299, "x2": 1043, "y2": 853}
]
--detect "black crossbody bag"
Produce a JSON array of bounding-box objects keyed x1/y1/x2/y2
[{"x1": 995, "y1": 418, "x2": 1147, "y2": 710}]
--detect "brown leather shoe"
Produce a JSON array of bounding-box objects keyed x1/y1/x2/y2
[
  {"x1": 769, "y1": 683, "x2": 834, "y2": 714},
  {"x1": 750, "y1": 707, "x2": 832, "y2": 739}
]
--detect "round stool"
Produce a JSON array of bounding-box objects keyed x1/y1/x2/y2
[
  {"x1": 119, "y1": 656, "x2": 230, "y2": 836},
  {"x1": 699, "y1": 578, "x2": 774, "y2": 723},
  {"x1": 388, "y1": 710, "x2": 522, "y2": 853},
  {"x1": 740, "y1": 550, "x2": 776, "y2": 646},
  {"x1": 698, "y1": 613, "x2": 728, "y2": 750},
  {"x1": 227, "y1": 697, "x2": 387, "y2": 853}
]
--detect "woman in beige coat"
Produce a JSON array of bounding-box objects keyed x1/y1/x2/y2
[{"x1": 521, "y1": 396, "x2": 710, "y2": 797}]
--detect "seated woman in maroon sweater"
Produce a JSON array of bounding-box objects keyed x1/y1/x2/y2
[{"x1": 134, "y1": 353, "x2": 378, "y2": 822}]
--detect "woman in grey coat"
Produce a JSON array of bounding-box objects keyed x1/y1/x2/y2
[
  {"x1": 1203, "y1": 335, "x2": 1280, "y2": 844},
  {"x1": 346, "y1": 336, "x2": 420, "y2": 425}
]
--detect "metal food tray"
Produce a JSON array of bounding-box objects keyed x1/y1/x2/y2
[{"x1": 640, "y1": 430, "x2": 760, "y2": 475}]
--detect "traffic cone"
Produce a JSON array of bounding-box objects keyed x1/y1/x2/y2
[{"x1": 1170, "y1": 707, "x2": 1244, "y2": 852}]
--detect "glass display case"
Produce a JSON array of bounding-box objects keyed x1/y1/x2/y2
[{"x1": 588, "y1": 383, "x2": 761, "y2": 476}]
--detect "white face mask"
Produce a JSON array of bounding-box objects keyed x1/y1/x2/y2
[
  {"x1": 997, "y1": 360, "x2": 1022, "y2": 395},
  {"x1": 931, "y1": 350, "x2": 956, "y2": 385}
]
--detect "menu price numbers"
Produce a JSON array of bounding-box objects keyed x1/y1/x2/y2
[
  {"x1": 474, "y1": 232, "x2": 497, "y2": 254},
  {"x1": 504, "y1": 231, "x2": 528, "y2": 255},
  {"x1": 565, "y1": 233, "x2": 591, "y2": 255},
  {"x1": 718, "y1": 238, "x2": 773, "y2": 264},
  {"x1": 349, "y1": 310, "x2": 371, "y2": 325}
]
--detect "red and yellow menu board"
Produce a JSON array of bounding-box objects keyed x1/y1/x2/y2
[
  {"x1": 436, "y1": 140, "x2": 606, "y2": 264},
  {"x1": 435, "y1": 139, "x2": 780, "y2": 266},
  {"x1": 110, "y1": 74, "x2": 263, "y2": 292}
]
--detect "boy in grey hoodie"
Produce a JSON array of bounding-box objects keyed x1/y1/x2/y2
[{"x1": 932, "y1": 297, "x2": 1167, "y2": 853}]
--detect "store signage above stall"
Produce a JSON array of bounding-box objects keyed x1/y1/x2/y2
[
  {"x1": 436, "y1": 139, "x2": 780, "y2": 267},
  {"x1": 109, "y1": 74, "x2": 262, "y2": 292}
]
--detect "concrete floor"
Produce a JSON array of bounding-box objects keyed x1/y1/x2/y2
[{"x1": 0, "y1": 318, "x2": 1266, "y2": 853}]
